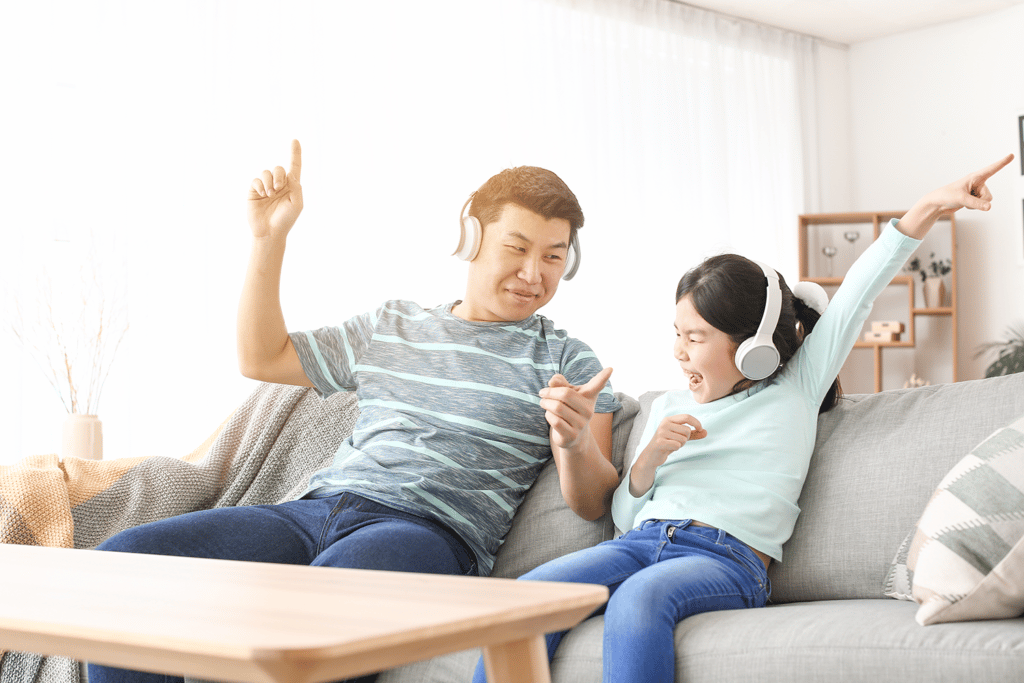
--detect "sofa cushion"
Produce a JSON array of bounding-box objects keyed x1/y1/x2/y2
[
  {"x1": 380, "y1": 600, "x2": 1024, "y2": 683},
  {"x1": 489, "y1": 392, "x2": 639, "y2": 579},
  {"x1": 768, "y1": 373, "x2": 1024, "y2": 604},
  {"x1": 668, "y1": 600, "x2": 1024, "y2": 683},
  {"x1": 901, "y1": 412, "x2": 1024, "y2": 625}
]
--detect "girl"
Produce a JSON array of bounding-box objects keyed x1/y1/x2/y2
[{"x1": 471, "y1": 153, "x2": 1013, "y2": 683}]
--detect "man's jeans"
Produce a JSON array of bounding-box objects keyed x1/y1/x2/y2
[
  {"x1": 87, "y1": 492, "x2": 476, "y2": 683},
  {"x1": 472, "y1": 519, "x2": 770, "y2": 683}
]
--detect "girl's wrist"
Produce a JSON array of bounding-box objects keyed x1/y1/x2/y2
[
  {"x1": 898, "y1": 201, "x2": 945, "y2": 239},
  {"x1": 628, "y1": 459, "x2": 654, "y2": 497}
]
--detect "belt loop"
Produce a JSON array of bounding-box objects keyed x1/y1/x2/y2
[{"x1": 716, "y1": 528, "x2": 727, "y2": 544}]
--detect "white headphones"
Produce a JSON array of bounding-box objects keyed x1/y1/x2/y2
[
  {"x1": 453, "y1": 197, "x2": 581, "y2": 281},
  {"x1": 734, "y1": 260, "x2": 782, "y2": 381}
]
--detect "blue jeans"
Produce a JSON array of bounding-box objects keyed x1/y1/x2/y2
[
  {"x1": 471, "y1": 519, "x2": 770, "y2": 683},
  {"x1": 87, "y1": 492, "x2": 477, "y2": 683}
]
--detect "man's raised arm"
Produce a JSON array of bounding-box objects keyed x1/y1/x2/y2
[{"x1": 237, "y1": 139, "x2": 313, "y2": 387}]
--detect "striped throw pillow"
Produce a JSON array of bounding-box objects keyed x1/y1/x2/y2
[{"x1": 905, "y1": 412, "x2": 1024, "y2": 626}]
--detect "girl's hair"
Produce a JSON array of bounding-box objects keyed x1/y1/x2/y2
[{"x1": 675, "y1": 254, "x2": 842, "y2": 413}]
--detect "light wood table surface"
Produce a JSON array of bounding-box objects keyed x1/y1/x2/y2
[{"x1": 0, "y1": 544, "x2": 607, "y2": 683}]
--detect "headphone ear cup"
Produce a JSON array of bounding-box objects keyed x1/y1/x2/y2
[
  {"x1": 735, "y1": 333, "x2": 781, "y2": 381},
  {"x1": 453, "y1": 215, "x2": 482, "y2": 261},
  {"x1": 736, "y1": 259, "x2": 783, "y2": 381},
  {"x1": 562, "y1": 232, "x2": 581, "y2": 281}
]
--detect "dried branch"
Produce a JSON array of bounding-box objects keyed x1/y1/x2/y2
[{"x1": 7, "y1": 250, "x2": 129, "y2": 416}]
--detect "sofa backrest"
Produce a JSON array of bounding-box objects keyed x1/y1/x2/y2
[{"x1": 769, "y1": 372, "x2": 1024, "y2": 603}]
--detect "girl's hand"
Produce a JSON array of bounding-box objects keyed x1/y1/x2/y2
[
  {"x1": 897, "y1": 153, "x2": 1013, "y2": 239},
  {"x1": 248, "y1": 139, "x2": 304, "y2": 240},
  {"x1": 629, "y1": 414, "x2": 705, "y2": 496}
]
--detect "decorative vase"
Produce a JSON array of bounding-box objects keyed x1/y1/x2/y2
[
  {"x1": 62, "y1": 414, "x2": 103, "y2": 460},
  {"x1": 923, "y1": 277, "x2": 946, "y2": 309}
]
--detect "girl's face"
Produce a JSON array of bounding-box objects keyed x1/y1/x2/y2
[{"x1": 673, "y1": 295, "x2": 746, "y2": 404}]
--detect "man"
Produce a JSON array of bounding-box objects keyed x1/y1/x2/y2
[{"x1": 89, "y1": 141, "x2": 619, "y2": 682}]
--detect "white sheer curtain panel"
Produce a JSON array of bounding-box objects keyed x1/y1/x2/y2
[{"x1": 0, "y1": 0, "x2": 819, "y2": 464}]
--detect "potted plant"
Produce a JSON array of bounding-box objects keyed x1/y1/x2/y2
[
  {"x1": 905, "y1": 252, "x2": 951, "y2": 308},
  {"x1": 975, "y1": 322, "x2": 1024, "y2": 378}
]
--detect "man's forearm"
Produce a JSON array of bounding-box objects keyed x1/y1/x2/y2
[
  {"x1": 553, "y1": 429, "x2": 619, "y2": 521},
  {"x1": 237, "y1": 236, "x2": 291, "y2": 379}
]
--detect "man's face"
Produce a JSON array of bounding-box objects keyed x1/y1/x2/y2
[{"x1": 453, "y1": 203, "x2": 571, "y2": 322}]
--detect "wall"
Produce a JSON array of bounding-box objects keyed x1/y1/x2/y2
[
  {"x1": 844, "y1": 4, "x2": 1024, "y2": 390},
  {"x1": 0, "y1": 1, "x2": 819, "y2": 464},
  {"x1": 812, "y1": 42, "x2": 854, "y2": 214},
  {"x1": 803, "y1": 40, "x2": 896, "y2": 393}
]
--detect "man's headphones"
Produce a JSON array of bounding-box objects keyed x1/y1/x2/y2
[
  {"x1": 453, "y1": 197, "x2": 581, "y2": 281},
  {"x1": 734, "y1": 260, "x2": 782, "y2": 381}
]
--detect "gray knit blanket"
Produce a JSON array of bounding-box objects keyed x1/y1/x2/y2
[{"x1": 0, "y1": 382, "x2": 359, "y2": 683}]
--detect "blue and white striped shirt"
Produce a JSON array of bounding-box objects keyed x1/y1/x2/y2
[{"x1": 290, "y1": 300, "x2": 620, "y2": 575}]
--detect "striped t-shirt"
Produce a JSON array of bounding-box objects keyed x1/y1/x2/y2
[{"x1": 289, "y1": 300, "x2": 620, "y2": 575}]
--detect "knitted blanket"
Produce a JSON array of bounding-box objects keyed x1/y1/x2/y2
[{"x1": 0, "y1": 382, "x2": 359, "y2": 683}]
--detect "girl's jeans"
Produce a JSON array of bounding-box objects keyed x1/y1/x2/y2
[
  {"x1": 87, "y1": 492, "x2": 476, "y2": 683},
  {"x1": 472, "y1": 519, "x2": 770, "y2": 683}
]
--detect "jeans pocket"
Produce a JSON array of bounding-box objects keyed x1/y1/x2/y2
[{"x1": 725, "y1": 543, "x2": 769, "y2": 593}]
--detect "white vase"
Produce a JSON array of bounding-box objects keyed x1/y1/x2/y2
[
  {"x1": 923, "y1": 277, "x2": 946, "y2": 309},
  {"x1": 925, "y1": 278, "x2": 946, "y2": 309},
  {"x1": 62, "y1": 414, "x2": 103, "y2": 460}
]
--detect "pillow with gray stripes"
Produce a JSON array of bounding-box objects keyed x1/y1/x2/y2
[{"x1": 884, "y1": 412, "x2": 1024, "y2": 626}]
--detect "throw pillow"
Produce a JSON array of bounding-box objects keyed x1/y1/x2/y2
[
  {"x1": 883, "y1": 531, "x2": 915, "y2": 602},
  {"x1": 892, "y1": 412, "x2": 1024, "y2": 625}
]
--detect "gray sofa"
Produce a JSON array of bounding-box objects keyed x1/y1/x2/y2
[
  {"x1": 380, "y1": 371, "x2": 1024, "y2": 682},
  {"x1": 4, "y1": 373, "x2": 1023, "y2": 682}
]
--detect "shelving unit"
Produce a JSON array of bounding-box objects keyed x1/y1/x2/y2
[{"x1": 798, "y1": 212, "x2": 958, "y2": 393}]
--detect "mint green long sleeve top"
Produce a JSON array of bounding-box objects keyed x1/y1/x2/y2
[{"x1": 612, "y1": 222, "x2": 920, "y2": 562}]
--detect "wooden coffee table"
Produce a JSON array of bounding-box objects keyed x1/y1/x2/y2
[{"x1": 0, "y1": 544, "x2": 607, "y2": 683}]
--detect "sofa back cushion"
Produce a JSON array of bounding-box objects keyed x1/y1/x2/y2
[
  {"x1": 769, "y1": 372, "x2": 1024, "y2": 603},
  {"x1": 490, "y1": 392, "x2": 639, "y2": 579}
]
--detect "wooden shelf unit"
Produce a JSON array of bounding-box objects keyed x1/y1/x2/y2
[{"x1": 798, "y1": 212, "x2": 958, "y2": 393}]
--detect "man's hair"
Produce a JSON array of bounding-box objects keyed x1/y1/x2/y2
[{"x1": 468, "y1": 166, "x2": 584, "y2": 241}]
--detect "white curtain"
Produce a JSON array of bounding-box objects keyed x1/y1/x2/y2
[{"x1": 0, "y1": 0, "x2": 820, "y2": 464}]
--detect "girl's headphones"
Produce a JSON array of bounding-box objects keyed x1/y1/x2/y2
[
  {"x1": 734, "y1": 260, "x2": 782, "y2": 381},
  {"x1": 453, "y1": 197, "x2": 581, "y2": 281}
]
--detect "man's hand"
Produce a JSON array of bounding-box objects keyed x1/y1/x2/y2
[
  {"x1": 629, "y1": 414, "x2": 705, "y2": 497},
  {"x1": 541, "y1": 366, "x2": 618, "y2": 521},
  {"x1": 247, "y1": 139, "x2": 304, "y2": 239},
  {"x1": 539, "y1": 366, "x2": 613, "y2": 451},
  {"x1": 237, "y1": 139, "x2": 312, "y2": 388}
]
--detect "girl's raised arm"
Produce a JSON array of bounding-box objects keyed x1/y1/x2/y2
[{"x1": 896, "y1": 153, "x2": 1014, "y2": 240}]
